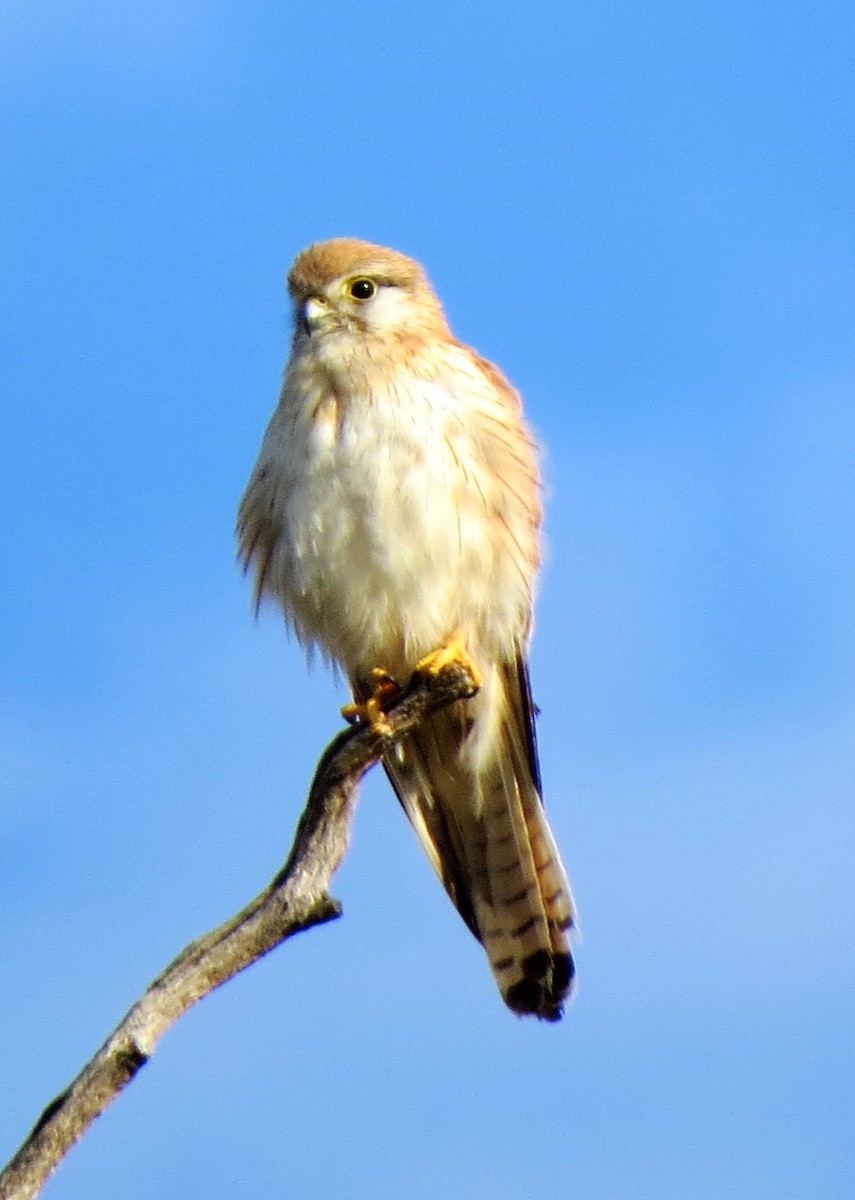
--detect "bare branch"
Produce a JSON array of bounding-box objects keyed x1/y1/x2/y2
[{"x1": 0, "y1": 663, "x2": 479, "y2": 1200}]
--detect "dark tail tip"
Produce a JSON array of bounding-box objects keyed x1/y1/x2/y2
[{"x1": 504, "y1": 951, "x2": 576, "y2": 1021}]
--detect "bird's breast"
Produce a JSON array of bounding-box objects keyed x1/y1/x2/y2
[{"x1": 265, "y1": 356, "x2": 532, "y2": 679}]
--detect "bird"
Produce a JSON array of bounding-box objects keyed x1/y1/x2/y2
[{"x1": 238, "y1": 238, "x2": 576, "y2": 1020}]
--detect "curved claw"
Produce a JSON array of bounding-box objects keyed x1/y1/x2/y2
[{"x1": 341, "y1": 668, "x2": 402, "y2": 735}]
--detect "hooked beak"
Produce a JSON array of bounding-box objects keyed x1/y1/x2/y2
[{"x1": 299, "y1": 296, "x2": 336, "y2": 336}]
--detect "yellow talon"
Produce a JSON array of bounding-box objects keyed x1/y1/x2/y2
[
  {"x1": 341, "y1": 696, "x2": 393, "y2": 735},
  {"x1": 341, "y1": 668, "x2": 401, "y2": 735},
  {"x1": 414, "y1": 628, "x2": 484, "y2": 689}
]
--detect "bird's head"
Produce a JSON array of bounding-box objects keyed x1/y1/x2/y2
[{"x1": 287, "y1": 238, "x2": 451, "y2": 345}]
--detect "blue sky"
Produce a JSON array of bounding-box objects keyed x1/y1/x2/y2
[{"x1": 2, "y1": 2, "x2": 853, "y2": 1196}]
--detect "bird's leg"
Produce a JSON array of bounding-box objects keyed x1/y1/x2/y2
[
  {"x1": 413, "y1": 628, "x2": 484, "y2": 689},
  {"x1": 341, "y1": 668, "x2": 402, "y2": 736}
]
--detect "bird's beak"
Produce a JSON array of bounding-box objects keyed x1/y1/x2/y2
[{"x1": 299, "y1": 296, "x2": 336, "y2": 336}]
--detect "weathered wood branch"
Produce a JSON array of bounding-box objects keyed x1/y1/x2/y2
[{"x1": 0, "y1": 663, "x2": 479, "y2": 1200}]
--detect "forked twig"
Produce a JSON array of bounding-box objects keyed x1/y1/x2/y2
[{"x1": 0, "y1": 663, "x2": 479, "y2": 1200}]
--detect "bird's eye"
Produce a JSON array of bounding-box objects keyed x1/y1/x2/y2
[{"x1": 348, "y1": 277, "x2": 376, "y2": 301}]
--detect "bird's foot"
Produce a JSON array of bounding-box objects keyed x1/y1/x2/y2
[
  {"x1": 413, "y1": 629, "x2": 484, "y2": 689},
  {"x1": 341, "y1": 668, "x2": 402, "y2": 735}
]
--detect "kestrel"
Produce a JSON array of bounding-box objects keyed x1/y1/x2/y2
[{"x1": 238, "y1": 238, "x2": 576, "y2": 1020}]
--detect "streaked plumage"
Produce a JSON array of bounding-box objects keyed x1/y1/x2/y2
[{"x1": 238, "y1": 238, "x2": 576, "y2": 1019}]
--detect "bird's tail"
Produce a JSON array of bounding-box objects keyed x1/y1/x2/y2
[
  {"x1": 379, "y1": 656, "x2": 576, "y2": 1020},
  {"x1": 475, "y1": 794, "x2": 575, "y2": 1019}
]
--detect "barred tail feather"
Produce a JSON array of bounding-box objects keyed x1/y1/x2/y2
[
  {"x1": 473, "y1": 671, "x2": 575, "y2": 1020},
  {"x1": 373, "y1": 653, "x2": 576, "y2": 1021}
]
